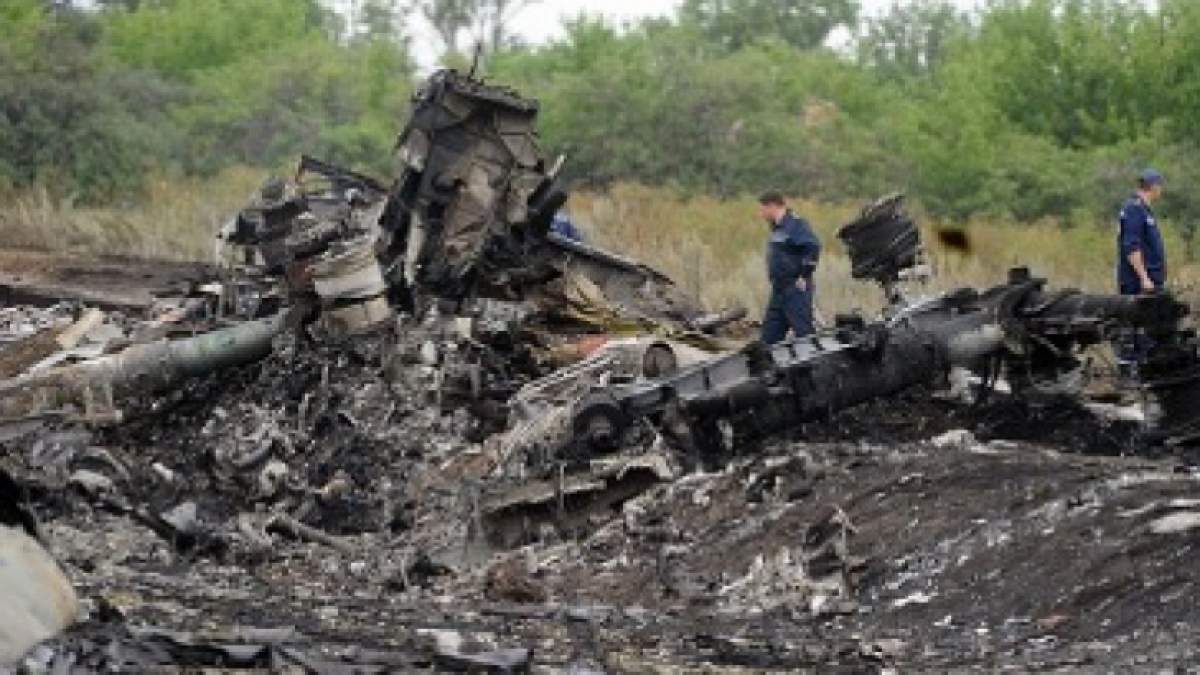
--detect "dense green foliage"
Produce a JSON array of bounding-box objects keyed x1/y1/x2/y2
[
  {"x1": 491, "y1": 0, "x2": 1200, "y2": 237},
  {"x1": 679, "y1": 0, "x2": 859, "y2": 52},
  {"x1": 0, "y1": 0, "x2": 412, "y2": 201},
  {"x1": 2, "y1": 0, "x2": 1198, "y2": 243}
]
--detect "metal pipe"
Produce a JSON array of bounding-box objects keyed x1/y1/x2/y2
[
  {"x1": 0, "y1": 313, "x2": 286, "y2": 419},
  {"x1": 86, "y1": 312, "x2": 286, "y2": 390}
]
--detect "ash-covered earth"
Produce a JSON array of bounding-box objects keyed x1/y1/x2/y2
[{"x1": 4, "y1": 304, "x2": 1200, "y2": 672}]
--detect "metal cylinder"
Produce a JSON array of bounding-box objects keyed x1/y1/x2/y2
[
  {"x1": 310, "y1": 238, "x2": 388, "y2": 302},
  {"x1": 944, "y1": 323, "x2": 1005, "y2": 366},
  {"x1": 0, "y1": 313, "x2": 287, "y2": 420},
  {"x1": 309, "y1": 237, "x2": 392, "y2": 335}
]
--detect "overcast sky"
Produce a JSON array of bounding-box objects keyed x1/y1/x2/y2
[{"x1": 406, "y1": 0, "x2": 989, "y2": 69}]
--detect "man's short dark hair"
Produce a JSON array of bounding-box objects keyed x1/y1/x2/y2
[{"x1": 758, "y1": 190, "x2": 786, "y2": 206}]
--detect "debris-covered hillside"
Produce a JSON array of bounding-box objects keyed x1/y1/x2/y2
[
  {"x1": 5, "y1": 293, "x2": 1200, "y2": 671},
  {"x1": 2, "y1": 69, "x2": 1200, "y2": 672}
]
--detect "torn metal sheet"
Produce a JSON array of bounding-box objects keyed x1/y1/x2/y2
[
  {"x1": 0, "y1": 309, "x2": 103, "y2": 379},
  {"x1": 0, "y1": 253, "x2": 218, "y2": 311},
  {"x1": 480, "y1": 453, "x2": 675, "y2": 549},
  {"x1": 382, "y1": 69, "x2": 563, "y2": 301}
]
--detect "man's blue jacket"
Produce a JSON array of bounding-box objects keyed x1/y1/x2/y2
[
  {"x1": 1117, "y1": 194, "x2": 1165, "y2": 291},
  {"x1": 766, "y1": 210, "x2": 821, "y2": 287}
]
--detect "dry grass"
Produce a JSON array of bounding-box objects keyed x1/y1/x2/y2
[
  {"x1": 568, "y1": 183, "x2": 1200, "y2": 318},
  {"x1": 2, "y1": 174, "x2": 1196, "y2": 318},
  {"x1": 0, "y1": 167, "x2": 264, "y2": 262}
]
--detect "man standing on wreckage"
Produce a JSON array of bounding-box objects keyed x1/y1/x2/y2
[
  {"x1": 1117, "y1": 168, "x2": 1167, "y2": 375},
  {"x1": 758, "y1": 190, "x2": 821, "y2": 344}
]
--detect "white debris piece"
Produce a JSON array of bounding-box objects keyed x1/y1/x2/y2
[
  {"x1": 1148, "y1": 511, "x2": 1200, "y2": 535},
  {"x1": 1082, "y1": 401, "x2": 1146, "y2": 424},
  {"x1": 258, "y1": 459, "x2": 290, "y2": 498},
  {"x1": 892, "y1": 591, "x2": 935, "y2": 608},
  {"x1": 0, "y1": 525, "x2": 79, "y2": 666},
  {"x1": 929, "y1": 429, "x2": 977, "y2": 449}
]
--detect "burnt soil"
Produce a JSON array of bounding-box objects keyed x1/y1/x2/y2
[{"x1": 3, "y1": 282, "x2": 1200, "y2": 670}]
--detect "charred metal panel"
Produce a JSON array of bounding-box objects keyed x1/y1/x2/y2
[{"x1": 383, "y1": 69, "x2": 565, "y2": 301}]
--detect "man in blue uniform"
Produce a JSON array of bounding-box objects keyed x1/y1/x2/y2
[
  {"x1": 1118, "y1": 169, "x2": 1166, "y2": 295},
  {"x1": 1116, "y1": 169, "x2": 1166, "y2": 370},
  {"x1": 550, "y1": 212, "x2": 585, "y2": 243},
  {"x1": 758, "y1": 190, "x2": 821, "y2": 344}
]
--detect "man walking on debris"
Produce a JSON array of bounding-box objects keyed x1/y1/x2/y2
[
  {"x1": 758, "y1": 190, "x2": 821, "y2": 344},
  {"x1": 1118, "y1": 169, "x2": 1167, "y2": 295},
  {"x1": 1116, "y1": 169, "x2": 1167, "y2": 370}
]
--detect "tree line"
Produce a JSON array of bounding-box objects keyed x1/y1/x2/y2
[{"x1": 2, "y1": 0, "x2": 1198, "y2": 243}]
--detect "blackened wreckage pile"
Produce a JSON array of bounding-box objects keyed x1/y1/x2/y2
[{"x1": 3, "y1": 70, "x2": 1200, "y2": 671}]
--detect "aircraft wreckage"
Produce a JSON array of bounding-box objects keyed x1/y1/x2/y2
[
  {"x1": 3, "y1": 68, "x2": 1200, "y2": 667},
  {"x1": 565, "y1": 197, "x2": 1200, "y2": 466},
  {"x1": 246, "y1": 72, "x2": 1196, "y2": 470}
]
